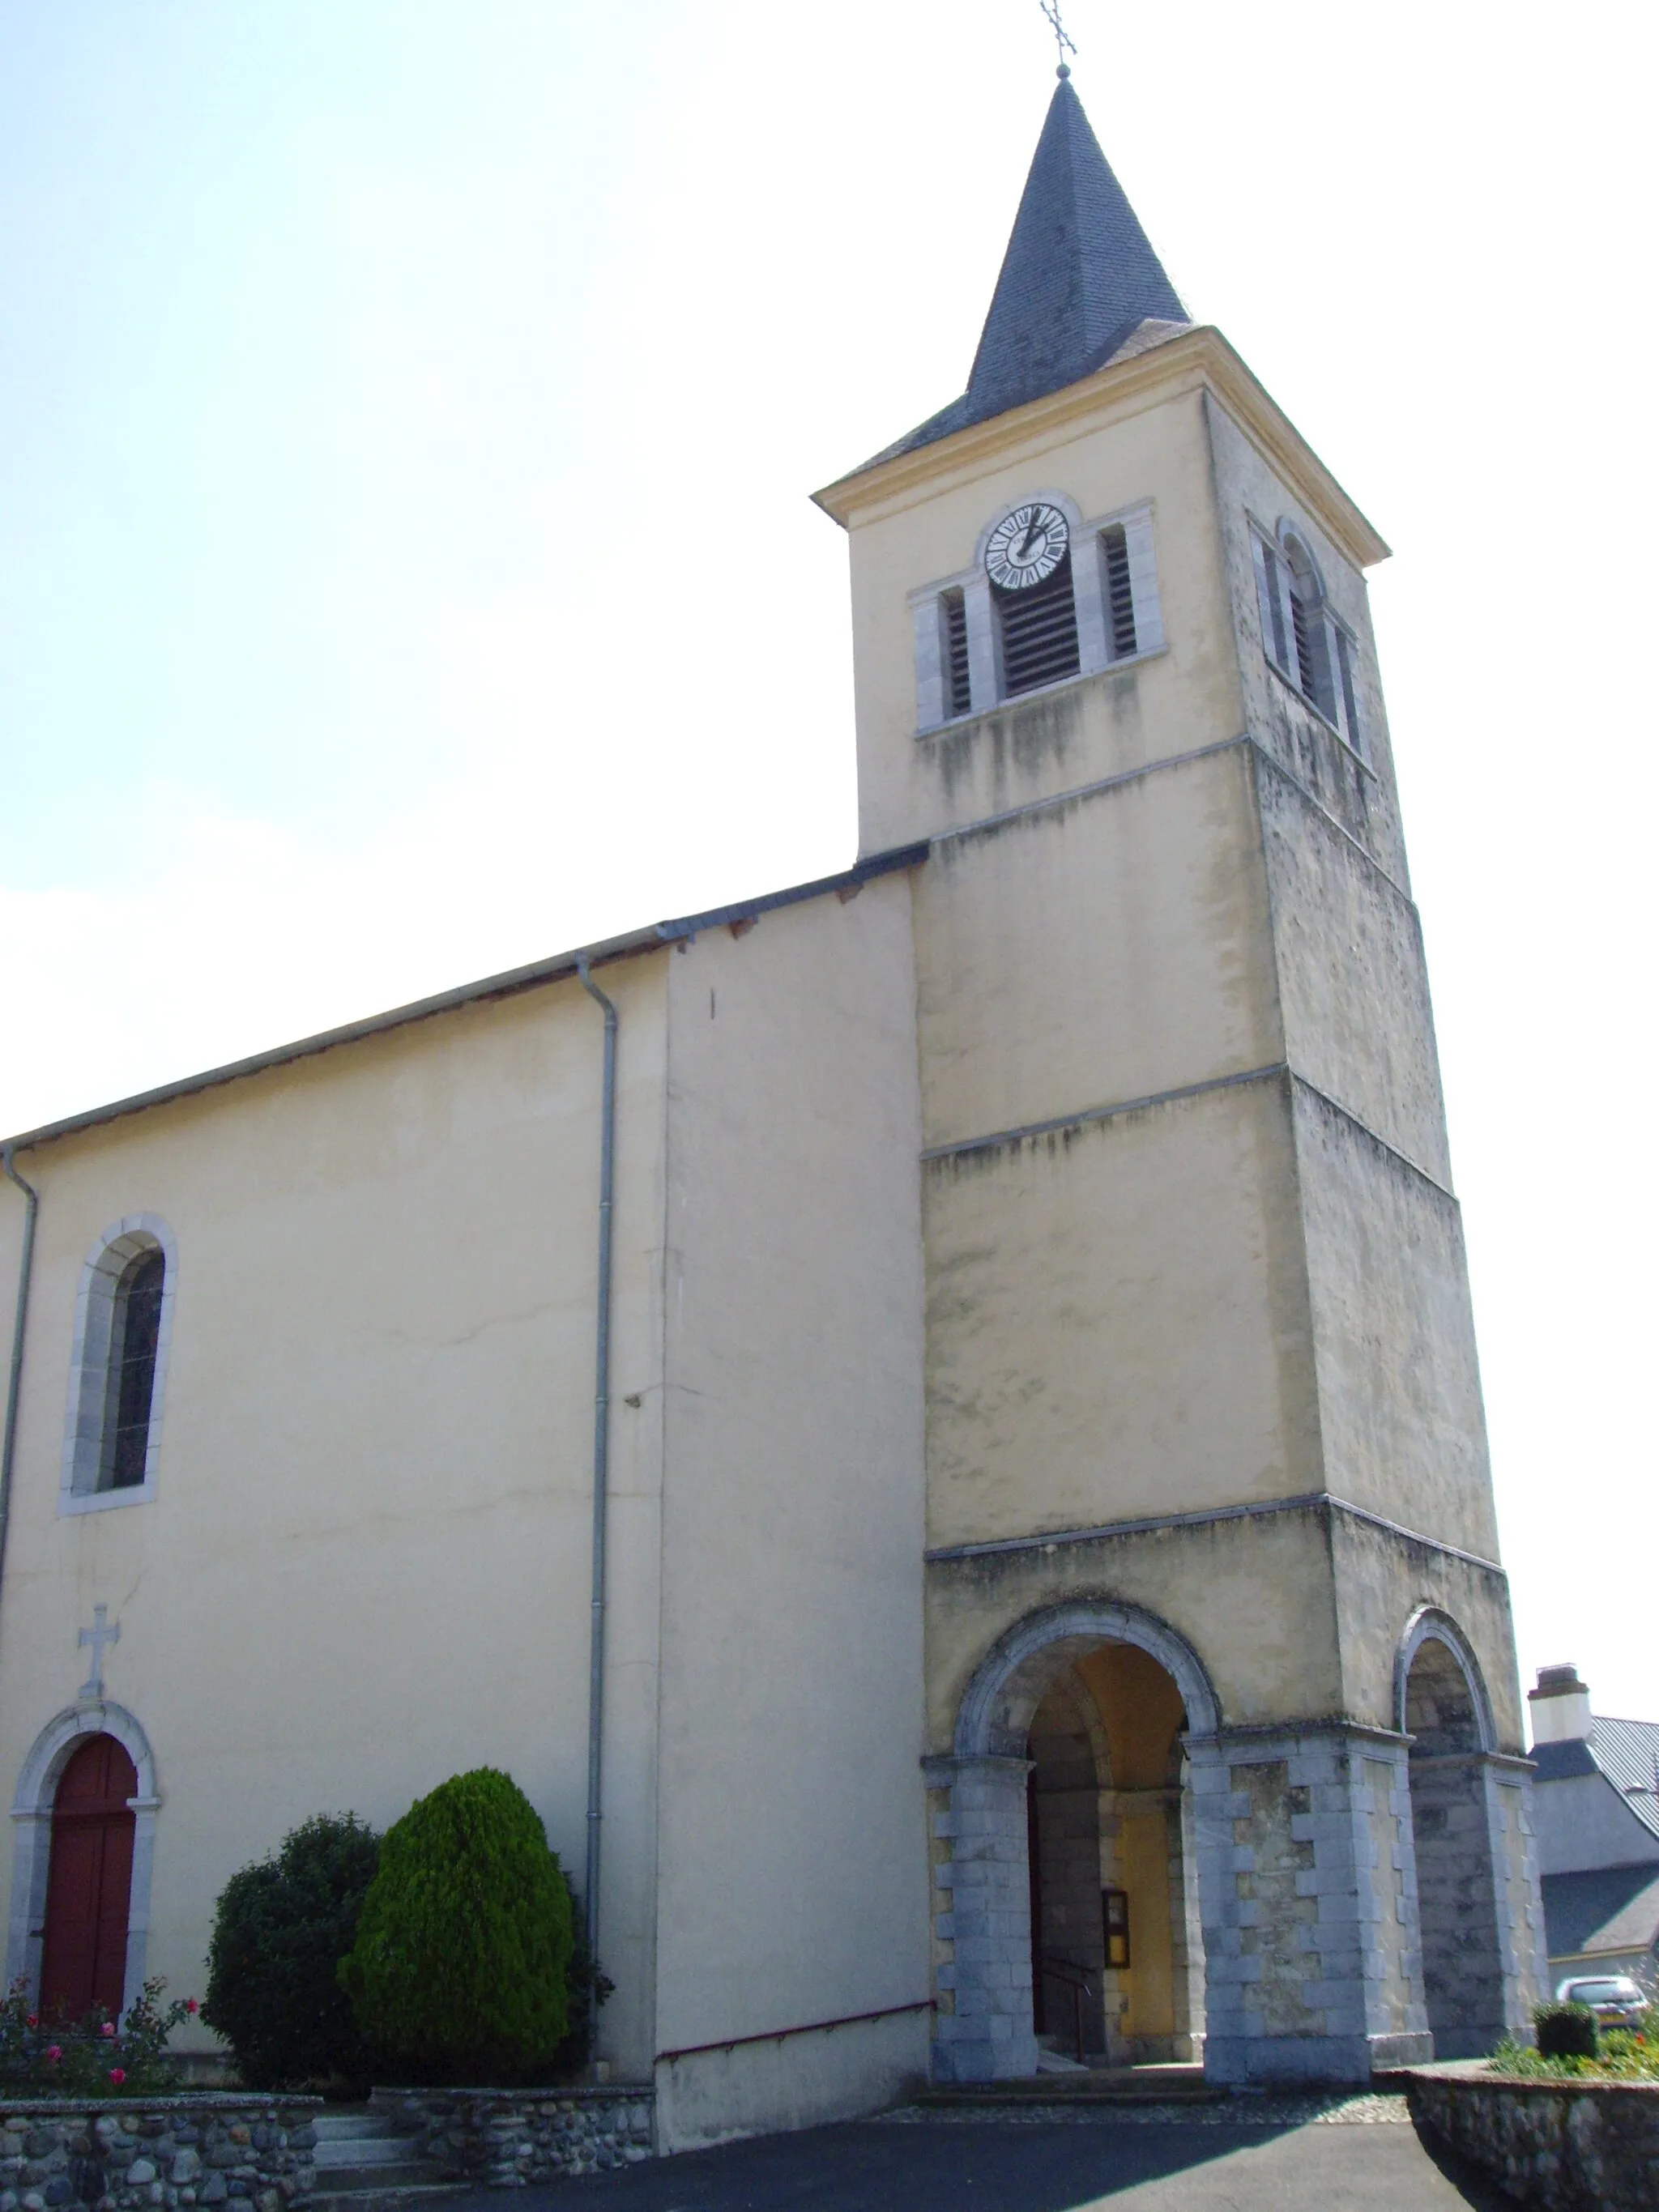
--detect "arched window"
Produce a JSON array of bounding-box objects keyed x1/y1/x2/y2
[
  {"x1": 108, "y1": 1251, "x2": 164, "y2": 1490},
  {"x1": 62, "y1": 1219, "x2": 176, "y2": 1512},
  {"x1": 1251, "y1": 518, "x2": 1365, "y2": 757}
]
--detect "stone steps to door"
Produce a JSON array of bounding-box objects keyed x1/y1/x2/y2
[{"x1": 310, "y1": 2108, "x2": 464, "y2": 2206}]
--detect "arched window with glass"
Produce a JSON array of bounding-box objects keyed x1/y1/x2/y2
[{"x1": 62, "y1": 1219, "x2": 176, "y2": 1511}]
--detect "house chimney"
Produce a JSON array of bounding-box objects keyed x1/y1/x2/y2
[{"x1": 1529, "y1": 1664, "x2": 1593, "y2": 1745}]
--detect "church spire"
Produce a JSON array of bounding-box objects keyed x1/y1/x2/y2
[
  {"x1": 964, "y1": 75, "x2": 1186, "y2": 426},
  {"x1": 866, "y1": 77, "x2": 1188, "y2": 467}
]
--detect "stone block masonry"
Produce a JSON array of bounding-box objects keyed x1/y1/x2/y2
[
  {"x1": 0, "y1": 2097, "x2": 318, "y2": 2212},
  {"x1": 372, "y1": 2087, "x2": 654, "y2": 2183}
]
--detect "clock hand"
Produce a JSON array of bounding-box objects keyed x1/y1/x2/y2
[{"x1": 1017, "y1": 514, "x2": 1042, "y2": 557}]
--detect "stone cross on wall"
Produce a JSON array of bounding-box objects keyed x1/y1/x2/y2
[{"x1": 78, "y1": 1605, "x2": 120, "y2": 1698}]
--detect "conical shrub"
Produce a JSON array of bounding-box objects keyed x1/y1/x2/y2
[{"x1": 339, "y1": 1769, "x2": 574, "y2": 2084}]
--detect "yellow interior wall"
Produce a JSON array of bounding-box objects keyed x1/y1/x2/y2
[{"x1": 1076, "y1": 1643, "x2": 1186, "y2": 2042}]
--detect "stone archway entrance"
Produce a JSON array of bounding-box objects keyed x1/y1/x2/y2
[
  {"x1": 40, "y1": 1734, "x2": 138, "y2": 2022},
  {"x1": 1397, "y1": 1610, "x2": 1544, "y2": 2058},
  {"x1": 928, "y1": 1600, "x2": 1218, "y2": 2082},
  {"x1": 1025, "y1": 1647, "x2": 1204, "y2": 2065}
]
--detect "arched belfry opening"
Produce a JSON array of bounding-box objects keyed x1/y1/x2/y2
[
  {"x1": 1397, "y1": 1616, "x2": 1516, "y2": 2059},
  {"x1": 930, "y1": 1601, "x2": 1214, "y2": 2082}
]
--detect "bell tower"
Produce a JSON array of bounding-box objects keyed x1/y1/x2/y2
[{"x1": 817, "y1": 71, "x2": 1546, "y2": 2086}]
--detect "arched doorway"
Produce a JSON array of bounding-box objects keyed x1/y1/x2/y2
[
  {"x1": 932, "y1": 1600, "x2": 1218, "y2": 2082},
  {"x1": 1397, "y1": 1611, "x2": 1525, "y2": 2059},
  {"x1": 1026, "y1": 1647, "x2": 1203, "y2": 2065},
  {"x1": 39, "y1": 1735, "x2": 138, "y2": 2022}
]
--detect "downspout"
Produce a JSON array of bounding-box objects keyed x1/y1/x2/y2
[
  {"x1": 0, "y1": 1147, "x2": 40, "y2": 1600},
  {"x1": 574, "y1": 957, "x2": 617, "y2": 2048}
]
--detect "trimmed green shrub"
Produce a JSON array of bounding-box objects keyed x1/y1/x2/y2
[
  {"x1": 202, "y1": 1813, "x2": 381, "y2": 2091},
  {"x1": 338, "y1": 1769, "x2": 574, "y2": 2085},
  {"x1": 1535, "y1": 2002, "x2": 1599, "y2": 2060}
]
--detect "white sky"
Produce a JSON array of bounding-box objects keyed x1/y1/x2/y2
[{"x1": 2, "y1": 1, "x2": 1654, "y2": 1724}]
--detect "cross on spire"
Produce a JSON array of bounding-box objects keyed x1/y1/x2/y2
[
  {"x1": 1040, "y1": 0, "x2": 1077, "y2": 79},
  {"x1": 78, "y1": 1605, "x2": 120, "y2": 1698}
]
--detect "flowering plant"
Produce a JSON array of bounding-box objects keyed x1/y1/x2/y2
[{"x1": 0, "y1": 1976, "x2": 194, "y2": 2095}]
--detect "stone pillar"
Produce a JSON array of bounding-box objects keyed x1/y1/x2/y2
[
  {"x1": 1191, "y1": 1728, "x2": 1432, "y2": 2086},
  {"x1": 1410, "y1": 1750, "x2": 1547, "y2": 2056},
  {"x1": 923, "y1": 1755, "x2": 1039, "y2": 2082}
]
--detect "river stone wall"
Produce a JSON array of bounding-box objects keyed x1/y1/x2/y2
[
  {"x1": 371, "y1": 2088, "x2": 654, "y2": 2183},
  {"x1": 0, "y1": 2098, "x2": 319, "y2": 2212},
  {"x1": 1407, "y1": 2068, "x2": 1659, "y2": 2210}
]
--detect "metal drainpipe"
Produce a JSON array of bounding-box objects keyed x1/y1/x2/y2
[
  {"x1": 0, "y1": 1147, "x2": 41, "y2": 1602},
  {"x1": 574, "y1": 956, "x2": 617, "y2": 2047}
]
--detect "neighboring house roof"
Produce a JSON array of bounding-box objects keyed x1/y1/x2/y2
[
  {"x1": 1543, "y1": 1862, "x2": 1659, "y2": 1962},
  {"x1": 862, "y1": 76, "x2": 1188, "y2": 468},
  {"x1": 1535, "y1": 1720, "x2": 1659, "y2": 1847}
]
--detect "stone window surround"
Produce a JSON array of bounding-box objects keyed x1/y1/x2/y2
[
  {"x1": 911, "y1": 493, "x2": 1166, "y2": 735},
  {"x1": 1248, "y1": 512, "x2": 1370, "y2": 766},
  {"x1": 61, "y1": 1213, "x2": 178, "y2": 1516},
  {"x1": 6, "y1": 1699, "x2": 161, "y2": 2016}
]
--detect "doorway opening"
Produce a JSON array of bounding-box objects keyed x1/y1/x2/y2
[
  {"x1": 1401, "y1": 1630, "x2": 1506, "y2": 2058},
  {"x1": 1025, "y1": 1642, "x2": 1204, "y2": 2065},
  {"x1": 39, "y1": 1734, "x2": 138, "y2": 2022}
]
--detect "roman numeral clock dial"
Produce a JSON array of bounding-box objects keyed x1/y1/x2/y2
[{"x1": 985, "y1": 501, "x2": 1068, "y2": 590}]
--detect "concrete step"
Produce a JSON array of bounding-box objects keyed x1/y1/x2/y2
[
  {"x1": 307, "y1": 2187, "x2": 467, "y2": 2212},
  {"x1": 316, "y1": 2141, "x2": 427, "y2": 2171},
  {"x1": 312, "y1": 2163, "x2": 439, "y2": 2197},
  {"x1": 916, "y1": 2065, "x2": 1223, "y2": 2108},
  {"x1": 315, "y1": 2112, "x2": 407, "y2": 2145}
]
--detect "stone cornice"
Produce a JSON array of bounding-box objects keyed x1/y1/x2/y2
[{"x1": 812, "y1": 326, "x2": 1390, "y2": 573}]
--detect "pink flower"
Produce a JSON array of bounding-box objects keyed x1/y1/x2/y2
[
  {"x1": 45, "y1": 2045, "x2": 61, "y2": 2063},
  {"x1": 186, "y1": 1998, "x2": 198, "y2": 2014},
  {"x1": 100, "y1": 2022, "x2": 116, "y2": 2038},
  {"x1": 108, "y1": 2068, "x2": 126, "y2": 2086}
]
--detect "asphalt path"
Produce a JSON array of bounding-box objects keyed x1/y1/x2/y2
[{"x1": 426, "y1": 2111, "x2": 1518, "y2": 2210}]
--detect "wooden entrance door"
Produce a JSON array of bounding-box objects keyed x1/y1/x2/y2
[{"x1": 39, "y1": 1735, "x2": 138, "y2": 2023}]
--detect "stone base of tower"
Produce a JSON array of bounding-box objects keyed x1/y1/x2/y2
[{"x1": 1190, "y1": 1726, "x2": 1435, "y2": 2087}]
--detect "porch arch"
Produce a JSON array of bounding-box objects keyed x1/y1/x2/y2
[
  {"x1": 954, "y1": 1596, "x2": 1221, "y2": 1759},
  {"x1": 1393, "y1": 1606, "x2": 1496, "y2": 1754},
  {"x1": 6, "y1": 1703, "x2": 160, "y2": 2017}
]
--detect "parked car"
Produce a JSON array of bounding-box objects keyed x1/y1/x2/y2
[{"x1": 1555, "y1": 1974, "x2": 1648, "y2": 2028}]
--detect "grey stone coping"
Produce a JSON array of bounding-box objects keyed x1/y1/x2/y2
[
  {"x1": 0, "y1": 2096, "x2": 321, "y2": 2115},
  {"x1": 373, "y1": 2086, "x2": 650, "y2": 2102}
]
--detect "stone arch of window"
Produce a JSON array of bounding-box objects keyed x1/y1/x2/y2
[
  {"x1": 953, "y1": 1596, "x2": 1221, "y2": 1759},
  {"x1": 1393, "y1": 1606, "x2": 1497, "y2": 1756},
  {"x1": 5, "y1": 1702, "x2": 160, "y2": 2016},
  {"x1": 61, "y1": 1214, "x2": 177, "y2": 1515}
]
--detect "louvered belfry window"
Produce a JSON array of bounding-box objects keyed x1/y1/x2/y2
[
  {"x1": 943, "y1": 589, "x2": 972, "y2": 718},
  {"x1": 996, "y1": 552, "x2": 1081, "y2": 697},
  {"x1": 1101, "y1": 525, "x2": 1137, "y2": 658}
]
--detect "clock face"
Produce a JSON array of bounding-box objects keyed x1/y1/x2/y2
[{"x1": 985, "y1": 501, "x2": 1069, "y2": 590}]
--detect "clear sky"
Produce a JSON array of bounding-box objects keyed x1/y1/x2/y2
[{"x1": 2, "y1": 1, "x2": 1654, "y2": 1723}]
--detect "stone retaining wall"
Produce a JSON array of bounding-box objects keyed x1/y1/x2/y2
[
  {"x1": 372, "y1": 2087, "x2": 655, "y2": 2184},
  {"x1": 1406, "y1": 2067, "x2": 1659, "y2": 2210},
  {"x1": 0, "y1": 2098, "x2": 319, "y2": 2212}
]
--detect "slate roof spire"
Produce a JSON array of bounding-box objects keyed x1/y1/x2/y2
[{"x1": 866, "y1": 75, "x2": 1188, "y2": 467}]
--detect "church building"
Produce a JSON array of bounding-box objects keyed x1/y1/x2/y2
[{"x1": 0, "y1": 70, "x2": 1546, "y2": 2146}]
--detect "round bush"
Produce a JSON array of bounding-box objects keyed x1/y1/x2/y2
[
  {"x1": 338, "y1": 1768, "x2": 574, "y2": 2085},
  {"x1": 202, "y1": 1813, "x2": 382, "y2": 2091}
]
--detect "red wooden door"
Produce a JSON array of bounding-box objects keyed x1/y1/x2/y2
[{"x1": 39, "y1": 1736, "x2": 137, "y2": 2024}]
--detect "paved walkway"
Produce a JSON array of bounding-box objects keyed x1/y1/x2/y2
[{"x1": 443, "y1": 2099, "x2": 1518, "y2": 2210}]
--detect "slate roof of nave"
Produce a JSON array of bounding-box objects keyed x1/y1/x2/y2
[
  {"x1": 859, "y1": 75, "x2": 1188, "y2": 472},
  {"x1": 2, "y1": 842, "x2": 928, "y2": 1155}
]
